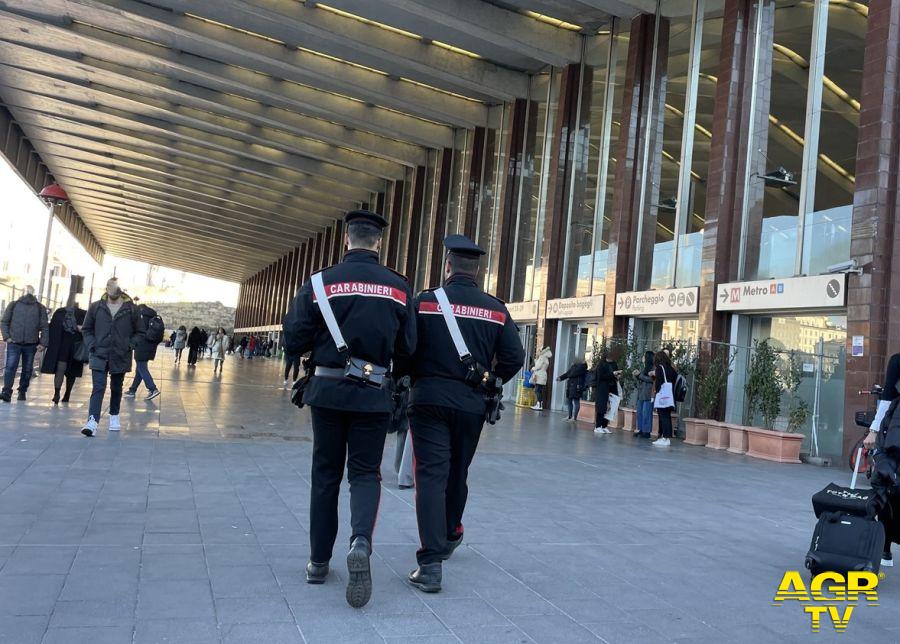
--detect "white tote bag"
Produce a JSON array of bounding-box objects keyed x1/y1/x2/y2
[
  {"x1": 604, "y1": 382, "x2": 623, "y2": 422},
  {"x1": 654, "y1": 368, "x2": 675, "y2": 409}
]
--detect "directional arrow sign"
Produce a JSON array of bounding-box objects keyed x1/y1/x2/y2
[{"x1": 720, "y1": 288, "x2": 729, "y2": 304}]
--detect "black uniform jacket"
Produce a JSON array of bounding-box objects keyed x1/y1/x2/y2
[
  {"x1": 283, "y1": 249, "x2": 416, "y2": 412},
  {"x1": 407, "y1": 274, "x2": 525, "y2": 414}
]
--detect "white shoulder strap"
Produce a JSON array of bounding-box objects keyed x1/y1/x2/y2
[
  {"x1": 311, "y1": 272, "x2": 348, "y2": 352},
  {"x1": 433, "y1": 287, "x2": 471, "y2": 361}
]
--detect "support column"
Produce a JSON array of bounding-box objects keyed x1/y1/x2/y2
[
  {"x1": 603, "y1": 14, "x2": 670, "y2": 336},
  {"x1": 428, "y1": 148, "x2": 455, "y2": 288},
  {"x1": 405, "y1": 166, "x2": 427, "y2": 280},
  {"x1": 495, "y1": 99, "x2": 528, "y2": 301},
  {"x1": 697, "y1": 0, "x2": 766, "y2": 343},
  {"x1": 843, "y1": 0, "x2": 900, "y2": 457},
  {"x1": 386, "y1": 179, "x2": 404, "y2": 270},
  {"x1": 534, "y1": 64, "x2": 589, "y2": 399},
  {"x1": 462, "y1": 127, "x2": 487, "y2": 239}
]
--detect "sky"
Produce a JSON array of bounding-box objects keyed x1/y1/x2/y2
[{"x1": 0, "y1": 156, "x2": 239, "y2": 308}]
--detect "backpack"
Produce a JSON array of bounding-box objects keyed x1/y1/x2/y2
[
  {"x1": 145, "y1": 315, "x2": 165, "y2": 343},
  {"x1": 673, "y1": 373, "x2": 688, "y2": 403}
]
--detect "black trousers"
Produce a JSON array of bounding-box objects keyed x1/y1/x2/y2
[
  {"x1": 309, "y1": 406, "x2": 390, "y2": 564},
  {"x1": 284, "y1": 356, "x2": 301, "y2": 381},
  {"x1": 657, "y1": 407, "x2": 674, "y2": 438},
  {"x1": 187, "y1": 346, "x2": 198, "y2": 364},
  {"x1": 594, "y1": 390, "x2": 610, "y2": 428},
  {"x1": 410, "y1": 404, "x2": 484, "y2": 565}
]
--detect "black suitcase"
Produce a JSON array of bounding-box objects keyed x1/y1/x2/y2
[
  {"x1": 805, "y1": 511, "x2": 885, "y2": 575},
  {"x1": 812, "y1": 483, "x2": 877, "y2": 518}
]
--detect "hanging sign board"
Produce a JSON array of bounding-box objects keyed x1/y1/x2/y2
[
  {"x1": 506, "y1": 300, "x2": 539, "y2": 322},
  {"x1": 716, "y1": 274, "x2": 847, "y2": 312},
  {"x1": 614, "y1": 287, "x2": 699, "y2": 317},
  {"x1": 545, "y1": 294, "x2": 605, "y2": 320}
]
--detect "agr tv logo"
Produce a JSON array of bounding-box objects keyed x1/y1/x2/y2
[{"x1": 773, "y1": 571, "x2": 880, "y2": 632}]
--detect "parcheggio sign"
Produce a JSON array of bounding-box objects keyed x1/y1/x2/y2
[{"x1": 614, "y1": 287, "x2": 699, "y2": 317}]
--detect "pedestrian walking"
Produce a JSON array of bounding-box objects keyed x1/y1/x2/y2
[
  {"x1": 283, "y1": 350, "x2": 302, "y2": 388},
  {"x1": 652, "y1": 350, "x2": 678, "y2": 447},
  {"x1": 634, "y1": 351, "x2": 655, "y2": 438},
  {"x1": 187, "y1": 326, "x2": 202, "y2": 365},
  {"x1": 124, "y1": 298, "x2": 162, "y2": 401},
  {"x1": 173, "y1": 325, "x2": 187, "y2": 363},
  {"x1": 405, "y1": 235, "x2": 524, "y2": 594},
  {"x1": 557, "y1": 358, "x2": 588, "y2": 422},
  {"x1": 529, "y1": 346, "x2": 552, "y2": 410},
  {"x1": 40, "y1": 299, "x2": 86, "y2": 404},
  {"x1": 283, "y1": 210, "x2": 416, "y2": 608},
  {"x1": 80, "y1": 278, "x2": 139, "y2": 436},
  {"x1": 211, "y1": 327, "x2": 226, "y2": 375},
  {"x1": 246, "y1": 335, "x2": 256, "y2": 359},
  {"x1": 592, "y1": 347, "x2": 622, "y2": 434},
  {"x1": 239, "y1": 335, "x2": 248, "y2": 358},
  {"x1": 391, "y1": 376, "x2": 413, "y2": 489},
  {"x1": 0, "y1": 285, "x2": 49, "y2": 402}
]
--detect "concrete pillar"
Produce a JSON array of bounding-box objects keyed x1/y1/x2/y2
[
  {"x1": 428, "y1": 147, "x2": 455, "y2": 288},
  {"x1": 603, "y1": 14, "x2": 670, "y2": 336},
  {"x1": 494, "y1": 98, "x2": 529, "y2": 301},
  {"x1": 843, "y1": 0, "x2": 900, "y2": 457},
  {"x1": 386, "y1": 179, "x2": 405, "y2": 271},
  {"x1": 405, "y1": 165, "x2": 427, "y2": 280}
]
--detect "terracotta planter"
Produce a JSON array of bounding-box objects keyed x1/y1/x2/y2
[
  {"x1": 620, "y1": 407, "x2": 635, "y2": 431},
  {"x1": 746, "y1": 427, "x2": 803, "y2": 464},
  {"x1": 682, "y1": 418, "x2": 707, "y2": 446},
  {"x1": 705, "y1": 420, "x2": 730, "y2": 450},
  {"x1": 726, "y1": 424, "x2": 749, "y2": 455}
]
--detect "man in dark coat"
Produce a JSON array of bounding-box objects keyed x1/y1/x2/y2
[
  {"x1": 80, "y1": 278, "x2": 140, "y2": 436},
  {"x1": 187, "y1": 326, "x2": 202, "y2": 365},
  {"x1": 124, "y1": 297, "x2": 161, "y2": 401},
  {"x1": 0, "y1": 285, "x2": 49, "y2": 402},
  {"x1": 283, "y1": 210, "x2": 416, "y2": 609},
  {"x1": 40, "y1": 301, "x2": 86, "y2": 404}
]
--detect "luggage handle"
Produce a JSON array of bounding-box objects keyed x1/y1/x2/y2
[{"x1": 850, "y1": 446, "x2": 863, "y2": 490}]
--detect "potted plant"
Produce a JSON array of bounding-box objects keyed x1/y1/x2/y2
[
  {"x1": 743, "y1": 341, "x2": 803, "y2": 463},
  {"x1": 614, "y1": 334, "x2": 641, "y2": 431},
  {"x1": 688, "y1": 344, "x2": 732, "y2": 447}
]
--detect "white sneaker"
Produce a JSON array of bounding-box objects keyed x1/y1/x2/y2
[
  {"x1": 81, "y1": 416, "x2": 98, "y2": 437},
  {"x1": 108, "y1": 415, "x2": 121, "y2": 431},
  {"x1": 652, "y1": 437, "x2": 671, "y2": 447},
  {"x1": 594, "y1": 427, "x2": 607, "y2": 434},
  {"x1": 530, "y1": 404, "x2": 542, "y2": 411},
  {"x1": 283, "y1": 379, "x2": 290, "y2": 389},
  {"x1": 882, "y1": 554, "x2": 894, "y2": 567}
]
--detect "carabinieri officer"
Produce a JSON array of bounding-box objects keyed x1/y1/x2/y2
[
  {"x1": 405, "y1": 234, "x2": 524, "y2": 593},
  {"x1": 283, "y1": 210, "x2": 416, "y2": 608}
]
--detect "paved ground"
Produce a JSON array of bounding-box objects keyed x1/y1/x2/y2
[{"x1": 0, "y1": 349, "x2": 896, "y2": 643}]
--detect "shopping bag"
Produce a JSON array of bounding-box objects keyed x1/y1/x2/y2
[
  {"x1": 604, "y1": 382, "x2": 623, "y2": 422},
  {"x1": 654, "y1": 369, "x2": 675, "y2": 408}
]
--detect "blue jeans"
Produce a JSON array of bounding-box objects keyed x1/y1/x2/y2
[
  {"x1": 3, "y1": 343, "x2": 37, "y2": 395},
  {"x1": 637, "y1": 400, "x2": 653, "y2": 434},
  {"x1": 128, "y1": 361, "x2": 157, "y2": 394},
  {"x1": 89, "y1": 369, "x2": 125, "y2": 420},
  {"x1": 566, "y1": 397, "x2": 581, "y2": 419}
]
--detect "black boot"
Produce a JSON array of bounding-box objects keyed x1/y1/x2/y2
[
  {"x1": 0, "y1": 391, "x2": 10, "y2": 403},
  {"x1": 52, "y1": 389, "x2": 60, "y2": 405},
  {"x1": 306, "y1": 561, "x2": 329, "y2": 584},
  {"x1": 61, "y1": 377, "x2": 75, "y2": 403},
  {"x1": 345, "y1": 536, "x2": 372, "y2": 608},
  {"x1": 17, "y1": 391, "x2": 26, "y2": 401},
  {"x1": 408, "y1": 563, "x2": 442, "y2": 593}
]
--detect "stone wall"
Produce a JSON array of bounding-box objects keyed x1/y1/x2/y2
[{"x1": 145, "y1": 301, "x2": 236, "y2": 333}]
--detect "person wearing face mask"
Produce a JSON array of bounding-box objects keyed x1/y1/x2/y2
[{"x1": 80, "y1": 278, "x2": 140, "y2": 437}]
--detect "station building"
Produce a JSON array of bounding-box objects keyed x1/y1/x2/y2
[{"x1": 0, "y1": 1, "x2": 895, "y2": 461}]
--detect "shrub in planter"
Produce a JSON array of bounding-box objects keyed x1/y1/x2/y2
[{"x1": 691, "y1": 345, "x2": 734, "y2": 447}]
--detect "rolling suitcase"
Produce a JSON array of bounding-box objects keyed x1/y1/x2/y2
[{"x1": 805, "y1": 447, "x2": 885, "y2": 575}]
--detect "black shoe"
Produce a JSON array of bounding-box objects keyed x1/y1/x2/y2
[
  {"x1": 61, "y1": 393, "x2": 70, "y2": 403},
  {"x1": 408, "y1": 563, "x2": 442, "y2": 593},
  {"x1": 346, "y1": 537, "x2": 372, "y2": 608},
  {"x1": 0, "y1": 391, "x2": 10, "y2": 403},
  {"x1": 398, "y1": 484, "x2": 414, "y2": 490},
  {"x1": 17, "y1": 392, "x2": 26, "y2": 401},
  {"x1": 52, "y1": 389, "x2": 60, "y2": 405},
  {"x1": 306, "y1": 561, "x2": 329, "y2": 584},
  {"x1": 441, "y1": 534, "x2": 463, "y2": 561}
]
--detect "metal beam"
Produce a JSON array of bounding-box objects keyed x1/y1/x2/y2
[
  {"x1": 0, "y1": 6, "x2": 454, "y2": 148},
  {"x1": 150, "y1": 0, "x2": 529, "y2": 100}
]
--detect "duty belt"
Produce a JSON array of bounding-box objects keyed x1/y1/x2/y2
[{"x1": 314, "y1": 366, "x2": 347, "y2": 379}]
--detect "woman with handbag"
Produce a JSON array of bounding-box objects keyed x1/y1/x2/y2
[
  {"x1": 529, "y1": 347, "x2": 552, "y2": 411},
  {"x1": 652, "y1": 350, "x2": 678, "y2": 447},
  {"x1": 557, "y1": 359, "x2": 587, "y2": 422},
  {"x1": 592, "y1": 347, "x2": 622, "y2": 434},
  {"x1": 40, "y1": 302, "x2": 87, "y2": 404}
]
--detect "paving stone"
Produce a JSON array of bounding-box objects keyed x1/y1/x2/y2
[
  {"x1": 0, "y1": 615, "x2": 48, "y2": 644},
  {"x1": 136, "y1": 580, "x2": 215, "y2": 620},
  {"x1": 220, "y1": 621, "x2": 303, "y2": 643},
  {"x1": 0, "y1": 574, "x2": 66, "y2": 616},
  {"x1": 214, "y1": 595, "x2": 294, "y2": 624},
  {"x1": 133, "y1": 618, "x2": 220, "y2": 644},
  {"x1": 41, "y1": 625, "x2": 134, "y2": 643}
]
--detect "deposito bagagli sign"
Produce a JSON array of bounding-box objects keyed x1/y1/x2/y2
[
  {"x1": 545, "y1": 294, "x2": 605, "y2": 319},
  {"x1": 716, "y1": 274, "x2": 846, "y2": 312}
]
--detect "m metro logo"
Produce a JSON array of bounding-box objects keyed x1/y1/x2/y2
[{"x1": 773, "y1": 571, "x2": 879, "y2": 632}]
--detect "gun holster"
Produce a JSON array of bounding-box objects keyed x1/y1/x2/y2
[{"x1": 290, "y1": 358, "x2": 314, "y2": 409}]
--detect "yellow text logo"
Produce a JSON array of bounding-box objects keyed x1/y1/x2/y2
[{"x1": 773, "y1": 571, "x2": 879, "y2": 632}]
